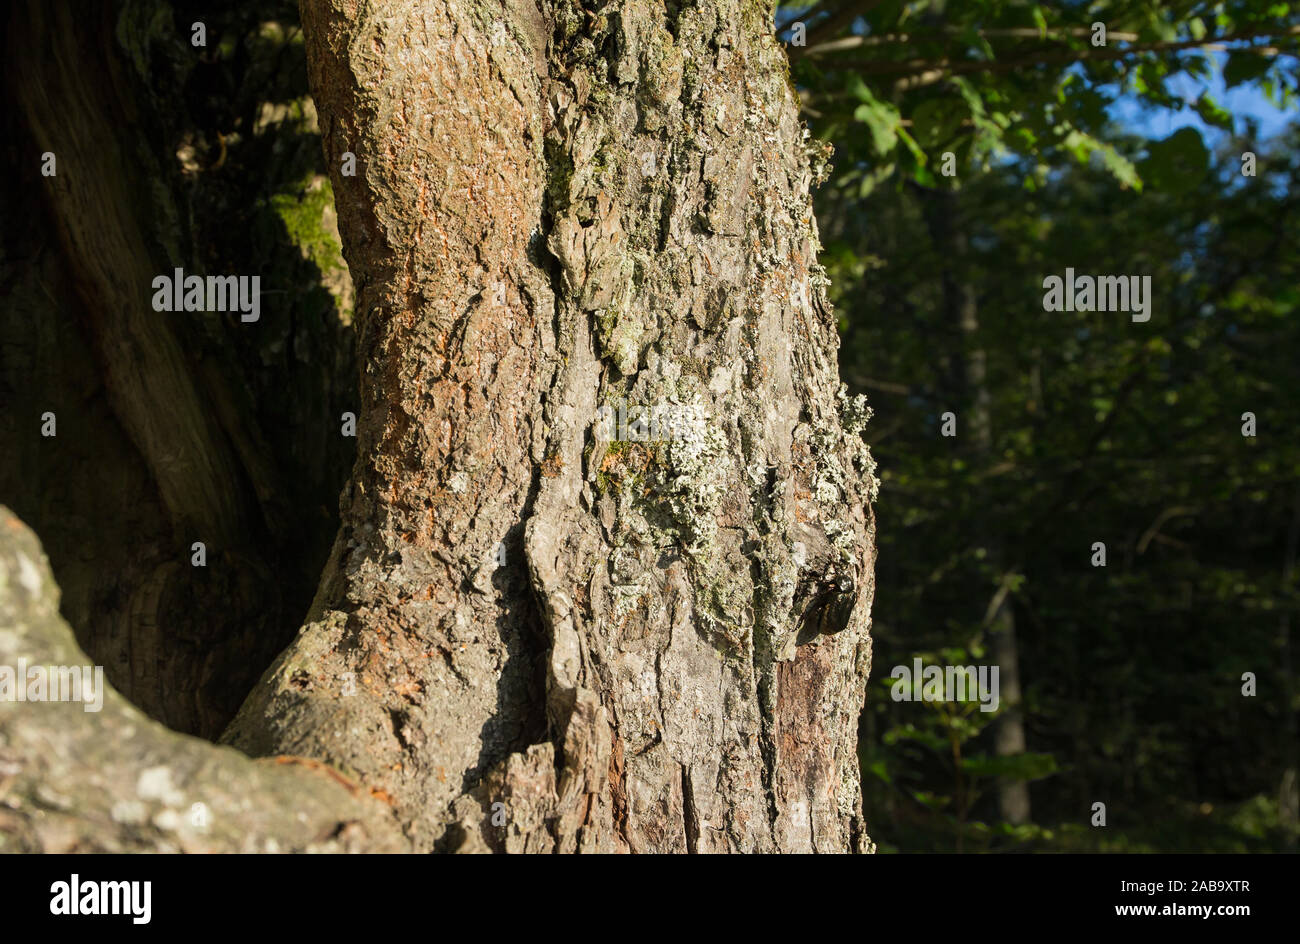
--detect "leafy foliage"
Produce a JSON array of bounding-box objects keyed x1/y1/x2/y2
[
  {"x1": 779, "y1": 0, "x2": 1300, "y2": 192},
  {"x1": 791, "y1": 1, "x2": 1300, "y2": 852}
]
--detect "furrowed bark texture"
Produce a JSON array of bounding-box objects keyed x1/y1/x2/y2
[
  {"x1": 222, "y1": 0, "x2": 879, "y2": 853},
  {"x1": 0, "y1": 507, "x2": 407, "y2": 853}
]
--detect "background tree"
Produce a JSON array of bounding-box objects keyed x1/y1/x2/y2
[{"x1": 825, "y1": 93, "x2": 1300, "y2": 855}]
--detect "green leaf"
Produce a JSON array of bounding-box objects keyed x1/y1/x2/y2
[
  {"x1": 851, "y1": 83, "x2": 902, "y2": 156},
  {"x1": 1031, "y1": 6, "x2": 1048, "y2": 38},
  {"x1": 856, "y1": 161, "x2": 896, "y2": 198},
  {"x1": 908, "y1": 790, "x2": 951, "y2": 811},
  {"x1": 911, "y1": 163, "x2": 938, "y2": 188},
  {"x1": 1059, "y1": 130, "x2": 1142, "y2": 190},
  {"x1": 1223, "y1": 52, "x2": 1271, "y2": 88},
  {"x1": 1097, "y1": 142, "x2": 1143, "y2": 191},
  {"x1": 1195, "y1": 93, "x2": 1234, "y2": 131},
  {"x1": 911, "y1": 98, "x2": 968, "y2": 150},
  {"x1": 960, "y1": 752, "x2": 1059, "y2": 781},
  {"x1": 847, "y1": 75, "x2": 874, "y2": 104},
  {"x1": 1139, "y1": 127, "x2": 1209, "y2": 194},
  {"x1": 896, "y1": 125, "x2": 928, "y2": 166}
]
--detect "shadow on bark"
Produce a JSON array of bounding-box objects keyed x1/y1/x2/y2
[{"x1": 0, "y1": 0, "x2": 354, "y2": 738}]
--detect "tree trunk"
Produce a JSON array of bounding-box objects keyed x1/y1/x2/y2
[
  {"x1": 919, "y1": 186, "x2": 1030, "y2": 826},
  {"x1": 1, "y1": 0, "x2": 355, "y2": 740},
  {"x1": 2, "y1": 0, "x2": 879, "y2": 854}
]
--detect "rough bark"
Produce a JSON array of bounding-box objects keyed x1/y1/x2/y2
[
  {"x1": 2, "y1": 0, "x2": 878, "y2": 854},
  {"x1": 222, "y1": 0, "x2": 879, "y2": 853},
  {"x1": 0, "y1": 507, "x2": 406, "y2": 853}
]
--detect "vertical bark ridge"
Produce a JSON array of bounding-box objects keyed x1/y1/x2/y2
[
  {"x1": 225, "y1": 0, "x2": 878, "y2": 853},
  {"x1": 224, "y1": 0, "x2": 555, "y2": 851},
  {"x1": 517, "y1": 0, "x2": 879, "y2": 852}
]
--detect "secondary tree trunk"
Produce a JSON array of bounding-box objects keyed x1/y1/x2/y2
[
  {"x1": 1, "y1": 0, "x2": 359, "y2": 740},
  {"x1": 919, "y1": 186, "x2": 1030, "y2": 826},
  {"x1": 2, "y1": 0, "x2": 879, "y2": 853}
]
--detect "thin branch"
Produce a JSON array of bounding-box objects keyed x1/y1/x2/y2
[
  {"x1": 803, "y1": 27, "x2": 1141, "y2": 58},
  {"x1": 855, "y1": 376, "x2": 915, "y2": 396},
  {"x1": 829, "y1": 25, "x2": 1300, "y2": 84},
  {"x1": 810, "y1": 0, "x2": 884, "y2": 39},
  {"x1": 784, "y1": 0, "x2": 886, "y2": 54},
  {"x1": 980, "y1": 572, "x2": 1017, "y2": 629},
  {"x1": 1149, "y1": 532, "x2": 1193, "y2": 550},
  {"x1": 779, "y1": 2, "x2": 829, "y2": 37},
  {"x1": 1137, "y1": 506, "x2": 1200, "y2": 555}
]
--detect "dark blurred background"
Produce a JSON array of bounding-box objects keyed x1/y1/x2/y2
[{"x1": 788, "y1": 0, "x2": 1300, "y2": 851}]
